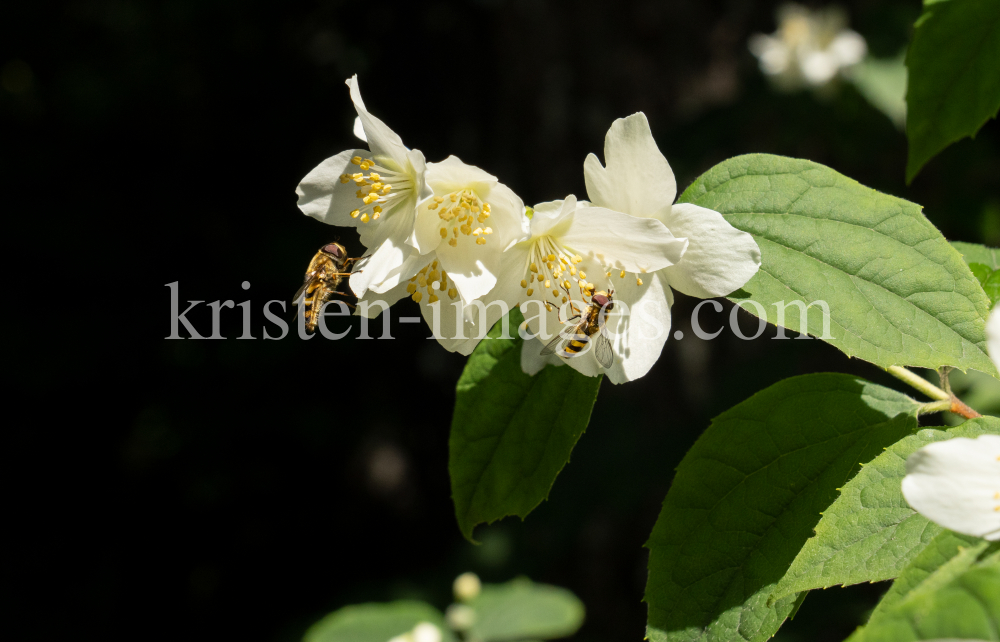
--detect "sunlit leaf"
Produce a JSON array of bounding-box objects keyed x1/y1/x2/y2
[
  {"x1": 952, "y1": 241, "x2": 1000, "y2": 271},
  {"x1": 678, "y1": 154, "x2": 997, "y2": 377},
  {"x1": 847, "y1": 544, "x2": 999, "y2": 642},
  {"x1": 644, "y1": 374, "x2": 921, "y2": 642},
  {"x1": 769, "y1": 417, "x2": 1000, "y2": 603}
]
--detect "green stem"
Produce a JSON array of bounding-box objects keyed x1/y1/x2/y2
[
  {"x1": 918, "y1": 400, "x2": 952, "y2": 415},
  {"x1": 886, "y1": 365, "x2": 949, "y2": 401},
  {"x1": 886, "y1": 365, "x2": 982, "y2": 419}
]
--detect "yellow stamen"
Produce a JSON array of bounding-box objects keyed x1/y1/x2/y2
[
  {"x1": 520, "y1": 279, "x2": 528, "y2": 288},
  {"x1": 440, "y1": 228, "x2": 447, "y2": 238},
  {"x1": 406, "y1": 283, "x2": 417, "y2": 294},
  {"x1": 527, "y1": 288, "x2": 534, "y2": 296},
  {"x1": 350, "y1": 209, "x2": 360, "y2": 218},
  {"x1": 412, "y1": 292, "x2": 423, "y2": 303},
  {"x1": 476, "y1": 237, "x2": 486, "y2": 245},
  {"x1": 636, "y1": 277, "x2": 643, "y2": 286},
  {"x1": 448, "y1": 288, "x2": 457, "y2": 298}
]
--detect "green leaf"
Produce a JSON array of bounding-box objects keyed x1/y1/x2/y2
[
  {"x1": 868, "y1": 529, "x2": 986, "y2": 619},
  {"x1": 984, "y1": 269, "x2": 1000, "y2": 307},
  {"x1": 769, "y1": 417, "x2": 1000, "y2": 603},
  {"x1": 844, "y1": 52, "x2": 908, "y2": 129},
  {"x1": 465, "y1": 579, "x2": 585, "y2": 641},
  {"x1": 678, "y1": 154, "x2": 997, "y2": 377},
  {"x1": 644, "y1": 374, "x2": 921, "y2": 642},
  {"x1": 970, "y1": 262, "x2": 993, "y2": 285},
  {"x1": 304, "y1": 601, "x2": 455, "y2": 642},
  {"x1": 952, "y1": 241, "x2": 1000, "y2": 270},
  {"x1": 848, "y1": 547, "x2": 1000, "y2": 642},
  {"x1": 905, "y1": 0, "x2": 1000, "y2": 182},
  {"x1": 450, "y1": 309, "x2": 602, "y2": 542}
]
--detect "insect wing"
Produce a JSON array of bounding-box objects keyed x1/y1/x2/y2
[
  {"x1": 292, "y1": 276, "x2": 314, "y2": 304},
  {"x1": 593, "y1": 332, "x2": 614, "y2": 369},
  {"x1": 539, "y1": 322, "x2": 584, "y2": 357}
]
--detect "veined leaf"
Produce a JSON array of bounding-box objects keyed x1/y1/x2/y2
[
  {"x1": 867, "y1": 528, "x2": 986, "y2": 619},
  {"x1": 644, "y1": 374, "x2": 920, "y2": 642},
  {"x1": 304, "y1": 601, "x2": 455, "y2": 642},
  {"x1": 450, "y1": 309, "x2": 602, "y2": 542},
  {"x1": 847, "y1": 547, "x2": 999, "y2": 642},
  {"x1": 678, "y1": 154, "x2": 997, "y2": 377},
  {"x1": 905, "y1": 0, "x2": 1000, "y2": 182},
  {"x1": 770, "y1": 417, "x2": 1000, "y2": 603}
]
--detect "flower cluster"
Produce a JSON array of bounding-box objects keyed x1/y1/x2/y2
[
  {"x1": 749, "y1": 3, "x2": 867, "y2": 91},
  {"x1": 297, "y1": 76, "x2": 761, "y2": 383}
]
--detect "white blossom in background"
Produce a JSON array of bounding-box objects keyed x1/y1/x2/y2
[
  {"x1": 388, "y1": 622, "x2": 443, "y2": 642},
  {"x1": 901, "y1": 434, "x2": 1000, "y2": 541},
  {"x1": 582, "y1": 113, "x2": 761, "y2": 381},
  {"x1": 749, "y1": 3, "x2": 867, "y2": 90},
  {"x1": 296, "y1": 75, "x2": 432, "y2": 298},
  {"x1": 471, "y1": 194, "x2": 687, "y2": 383},
  {"x1": 453, "y1": 572, "x2": 482, "y2": 602}
]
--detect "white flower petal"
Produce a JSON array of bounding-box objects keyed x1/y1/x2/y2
[
  {"x1": 296, "y1": 148, "x2": 372, "y2": 225},
  {"x1": 558, "y1": 206, "x2": 688, "y2": 273},
  {"x1": 350, "y1": 242, "x2": 424, "y2": 299},
  {"x1": 353, "y1": 116, "x2": 367, "y2": 142},
  {"x1": 584, "y1": 112, "x2": 677, "y2": 218},
  {"x1": 529, "y1": 197, "x2": 576, "y2": 237},
  {"x1": 521, "y1": 337, "x2": 566, "y2": 376},
  {"x1": 424, "y1": 155, "x2": 499, "y2": 193},
  {"x1": 657, "y1": 203, "x2": 761, "y2": 298},
  {"x1": 605, "y1": 272, "x2": 673, "y2": 384},
  {"x1": 437, "y1": 250, "x2": 500, "y2": 305},
  {"x1": 346, "y1": 75, "x2": 409, "y2": 169},
  {"x1": 355, "y1": 278, "x2": 409, "y2": 319},
  {"x1": 986, "y1": 305, "x2": 1000, "y2": 372},
  {"x1": 901, "y1": 434, "x2": 1000, "y2": 541},
  {"x1": 830, "y1": 30, "x2": 867, "y2": 67}
]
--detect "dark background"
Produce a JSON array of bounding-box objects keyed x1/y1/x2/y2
[{"x1": 4, "y1": 0, "x2": 998, "y2": 641}]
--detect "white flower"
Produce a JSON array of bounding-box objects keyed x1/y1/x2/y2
[
  {"x1": 901, "y1": 434, "x2": 1000, "y2": 541},
  {"x1": 388, "y1": 622, "x2": 443, "y2": 642},
  {"x1": 748, "y1": 3, "x2": 867, "y2": 90},
  {"x1": 354, "y1": 157, "x2": 529, "y2": 356},
  {"x1": 582, "y1": 113, "x2": 760, "y2": 380},
  {"x1": 411, "y1": 156, "x2": 529, "y2": 304},
  {"x1": 478, "y1": 194, "x2": 687, "y2": 382},
  {"x1": 296, "y1": 75, "x2": 432, "y2": 298},
  {"x1": 453, "y1": 572, "x2": 482, "y2": 602}
]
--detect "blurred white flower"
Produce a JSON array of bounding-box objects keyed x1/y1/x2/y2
[
  {"x1": 453, "y1": 572, "x2": 482, "y2": 602},
  {"x1": 901, "y1": 434, "x2": 1000, "y2": 541},
  {"x1": 389, "y1": 622, "x2": 443, "y2": 642},
  {"x1": 445, "y1": 604, "x2": 476, "y2": 631},
  {"x1": 749, "y1": 3, "x2": 867, "y2": 90}
]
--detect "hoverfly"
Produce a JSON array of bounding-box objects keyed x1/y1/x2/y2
[
  {"x1": 540, "y1": 288, "x2": 615, "y2": 369},
  {"x1": 293, "y1": 242, "x2": 361, "y2": 333}
]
